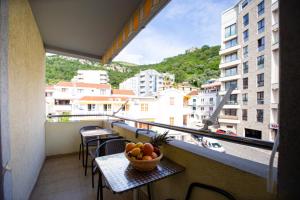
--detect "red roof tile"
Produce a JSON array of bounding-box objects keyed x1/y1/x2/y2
[
  {"x1": 187, "y1": 90, "x2": 198, "y2": 96},
  {"x1": 56, "y1": 81, "x2": 111, "y2": 89},
  {"x1": 112, "y1": 89, "x2": 135, "y2": 95}
]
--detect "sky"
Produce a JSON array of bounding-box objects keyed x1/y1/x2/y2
[{"x1": 114, "y1": 0, "x2": 237, "y2": 65}]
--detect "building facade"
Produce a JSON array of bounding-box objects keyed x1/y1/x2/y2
[
  {"x1": 71, "y1": 70, "x2": 109, "y2": 84},
  {"x1": 119, "y1": 69, "x2": 175, "y2": 96},
  {"x1": 218, "y1": 0, "x2": 279, "y2": 141}
]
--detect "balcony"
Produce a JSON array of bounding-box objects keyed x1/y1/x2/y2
[
  {"x1": 272, "y1": 23, "x2": 279, "y2": 32},
  {"x1": 219, "y1": 45, "x2": 241, "y2": 55},
  {"x1": 218, "y1": 115, "x2": 240, "y2": 124},
  {"x1": 272, "y1": 83, "x2": 279, "y2": 90},
  {"x1": 272, "y1": 0, "x2": 279, "y2": 12},
  {"x1": 219, "y1": 59, "x2": 241, "y2": 69},
  {"x1": 219, "y1": 74, "x2": 241, "y2": 82},
  {"x1": 219, "y1": 89, "x2": 241, "y2": 95},
  {"x1": 223, "y1": 101, "x2": 240, "y2": 109},
  {"x1": 272, "y1": 42, "x2": 279, "y2": 51},
  {"x1": 271, "y1": 102, "x2": 279, "y2": 109},
  {"x1": 28, "y1": 119, "x2": 277, "y2": 199}
]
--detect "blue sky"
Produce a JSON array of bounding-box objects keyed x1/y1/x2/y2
[{"x1": 114, "y1": 0, "x2": 237, "y2": 65}]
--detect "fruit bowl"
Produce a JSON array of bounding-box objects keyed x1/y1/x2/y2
[
  {"x1": 125, "y1": 142, "x2": 163, "y2": 171},
  {"x1": 125, "y1": 151, "x2": 163, "y2": 171}
]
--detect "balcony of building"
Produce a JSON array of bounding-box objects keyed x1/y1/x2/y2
[
  {"x1": 219, "y1": 59, "x2": 241, "y2": 69},
  {"x1": 219, "y1": 74, "x2": 241, "y2": 82},
  {"x1": 272, "y1": 0, "x2": 279, "y2": 12},
  {"x1": 27, "y1": 119, "x2": 275, "y2": 200},
  {"x1": 219, "y1": 45, "x2": 241, "y2": 55}
]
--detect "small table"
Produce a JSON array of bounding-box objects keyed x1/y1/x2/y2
[
  {"x1": 81, "y1": 129, "x2": 113, "y2": 138},
  {"x1": 95, "y1": 153, "x2": 185, "y2": 200}
]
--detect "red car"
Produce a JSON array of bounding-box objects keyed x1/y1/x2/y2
[{"x1": 216, "y1": 129, "x2": 226, "y2": 134}]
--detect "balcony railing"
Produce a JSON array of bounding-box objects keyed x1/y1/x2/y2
[{"x1": 48, "y1": 114, "x2": 274, "y2": 150}]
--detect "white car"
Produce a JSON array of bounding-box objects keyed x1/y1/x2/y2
[{"x1": 202, "y1": 137, "x2": 225, "y2": 153}]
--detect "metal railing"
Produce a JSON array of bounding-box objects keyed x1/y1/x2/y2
[{"x1": 47, "y1": 114, "x2": 275, "y2": 150}]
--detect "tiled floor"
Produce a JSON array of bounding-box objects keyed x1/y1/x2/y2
[{"x1": 30, "y1": 154, "x2": 133, "y2": 200}]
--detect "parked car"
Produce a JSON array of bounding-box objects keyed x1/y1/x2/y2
[
  {"x1": 216, "y1": 129, "x2": 226, "y2": 134},
  {"x1": 202, "y1": 137, "x2": 225, "y2": 153}
]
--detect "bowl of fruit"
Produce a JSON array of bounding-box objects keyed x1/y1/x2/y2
[{"x1": 125, "y1": 131, "x2": 170, "y2": 171}]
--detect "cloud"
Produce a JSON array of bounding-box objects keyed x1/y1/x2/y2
[{"x1": 114, "y1": 0, "x2": 236, "y2": 65}]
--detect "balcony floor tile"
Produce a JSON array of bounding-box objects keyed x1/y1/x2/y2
[{"x1": 30, "y1": 154, "x2": 133, "y2": 200}]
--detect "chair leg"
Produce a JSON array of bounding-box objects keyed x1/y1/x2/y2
[
  {"x1": 79, "y1": 144, "x2": 81, "y2": 160},
  {"x1": 85, "y1": 145, "x2": 89, "y2": 176},
  {"x1": 147, "y1": 184, "x2": 152, "y2": 200},
  {"x1": 92, "y1": 160, "x2": 94, "y2": 188},
  {"x1": 82, "y1": 146, "x2": 85, "y2": 167},
  {"x1": 97, "y1": 172, "x2": 103, "y2": 200}
]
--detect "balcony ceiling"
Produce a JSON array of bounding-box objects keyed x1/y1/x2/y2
[{"x1": 29, "y1": 0, "x2": 169, "y2": 62}]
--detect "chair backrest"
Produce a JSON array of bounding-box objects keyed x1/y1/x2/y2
[
  {"x1": 185, "y1": 182, "x2": 236, "y2": 200},
  {"x1": 104, "y1": 139, "x2": 131, "y2": 155}
]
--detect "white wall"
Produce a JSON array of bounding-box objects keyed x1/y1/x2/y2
[{"x1": 8, "y1": 0, "x2": 46, "y2": 199}]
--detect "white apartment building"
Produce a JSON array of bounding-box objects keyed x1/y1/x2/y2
[
  {"x1": 45, "y1": 82, "x2": 111, "y2": 115},
  {"x1": 119, "y1": 76, "x2": 139, "y2": 95},
  {"x1": 71, "y1": 70, "x2": 109, "y2": 84},
  {"x1": 185, "y1": 80, "x2": 220, "y2": 128},
  {"x1": 119, "y1": 69, "x2": 175, "y2": 96},
  {"x1": 218, "y1": 0, "x2": 279, "y2": 141}
]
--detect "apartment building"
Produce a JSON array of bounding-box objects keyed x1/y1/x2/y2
[
  {"x1": 218, "y1": 0, "x2": 279, "y2": 141},
  {"x1": 184, "y1": 80, "x2": 220, "y2": 128},
  {"x1": 119, "y1": 69, "x2": 175, "y2": 96},
  {"x1": 71, "y1": 70, "x2": 109, "y2": 84}
]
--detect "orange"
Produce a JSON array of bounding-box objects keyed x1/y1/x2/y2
[
  {"x1": 125, "y1": 143, "x2": 136, "y2": 152},
  {"x1": 142, "y1": 156, "x2": 152, "y2": 160},
  {"x1": 143, "y1": 143, "x2": 154, "y2": 156}
]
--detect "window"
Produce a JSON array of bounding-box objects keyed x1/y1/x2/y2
[
  {"x1": 242, "y1": 0, "x2": 248, "y2": 9},
  {"x1": 242, "y1": 93, "x2": 248, "y2": 105},
  {"x1": 258, "y1": 37, "x2": 265, "y2": 51},
  {"x1": 243, "y1": 78, "x2": 248, "y2": 89},
  {"x1": 209, "y1": 98, "x2": 214, "y2": 104},
  {"x1": 124, "y1": 104, "x2": 130, "y2": 111},
  {"x1": 225, "y1": 38, "x2": 238, "y2": 49},
  {"x1": 257, "y1": 91, "x2": 264, "y2": 104},
  {"x1": 103, "y1": 104, "x2": 111, "y2": 111},
  {"x1": 225, "y1": 80, "x2": 237, "y2": 90},
  {"x1": 224, "y1": 109, "x2": 237, "y2": 116},
  {"x1": 201, "y1": 107, "x2": 204, "y2": 111},
  {"x1": 258, "y1": 19, "x2": 265, "y2": 33},
  {"x1": 243, "y1": 30, "x2": 249, "y2": 42},
  {"x1": 243, "y1": 13, "x2": 249, "y2": 26},
  {"x1": 209, "y1": 107, "x2": 213, "y2": 111},
  {"x1": 224, "y1": 67, "x2": 237, "y2": 77},
  {"x1": 224, "y1": 53, "x2": 238, "y2": 62},
  {"x1": 242, "y1": 109, "x2": 248, "y2": 121},
  {"x1": 141, "y1": 103, "x2": 149, "y2": 112},
  {"x1": 88, "y1": 104, "x2": 96, "y2": 111},
  {"x1": 225, "y1": 23, "x2": 236, "y2": 38},
  {"x1": 243, "y1": 46, "x2": 248, "y2": 58},
  {"x1": 193, "y1": 106, "x2": 196, "y2": 111},
  {"x1": 257, "y1": 55, "x2": 264, "y2": 69},
  {"x1": 245, "y1": 129, "x2": 262, "y2": 139},
  {"x1": 170, "y1": 97, "x2": 175, "y2": 105},
  {"x1": 257, "y1": 0, "x2": 265, "y2": 16},
  {"x1": 55, "y1": 99, "x2": 70, "y2": 105},
  {"x1": 169, "y1": 117, "x2": 174, "y2": 125},
  {"x1": 228, "y1": 94, "x2": 238, "y2": 105},
  {"x1": 243, "y1": 62, "x2": 249, "y2": 74},
  {"x1": 257, "y1": 109, "x2": 264, "y2": 122},
  {"x1": 77, "y1": 89, "x2": 83, "y2": 93},
  {"x1": 257, "y1": 73, "x2": 264, "y2": 87},
  {"x1": 61, "y1": 88, "x2": 67, "y2": 92}
]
